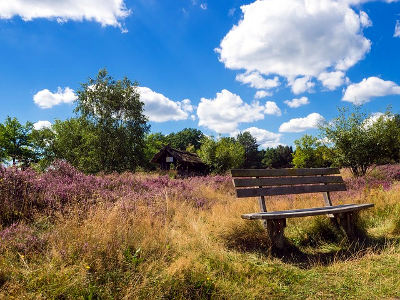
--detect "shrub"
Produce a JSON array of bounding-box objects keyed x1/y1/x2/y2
[{"x1": 320, "y1": 107, "x2": 400, "y2": 177}]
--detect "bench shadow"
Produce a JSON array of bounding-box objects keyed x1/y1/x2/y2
[
  {"x1": 271, "y1": 235, "x2": 399, "y2": 269},
  {"x1": 223, "y1": 220, "x2": 399, "y2": 269}
]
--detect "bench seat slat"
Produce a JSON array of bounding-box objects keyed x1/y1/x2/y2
[
  {"x1": 236, "y1": 183, "x2": 347, "y2": 198},
  {"x1": 241, "y1": 203, "x2": 374, "y2": 220},
  {"x1": 231, "y1": 168, "x2": 340, "y2": 178},
  {"x1": 233, "y1": 175, "x2": 344, "y2": 188}
]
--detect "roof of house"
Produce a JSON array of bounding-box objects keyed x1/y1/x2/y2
[{"x1": 151, "y1": 145, "x2": 205, "y2": 165}]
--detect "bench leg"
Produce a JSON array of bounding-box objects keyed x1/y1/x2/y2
[
  {"x1": 333, "y1": 212, "x2": 358, "y2": 239},
  {"x1": 265, "y1": 219, "x2": 286, "y2": 249}
]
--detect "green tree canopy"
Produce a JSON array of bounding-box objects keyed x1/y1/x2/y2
[
  {"x1": 263, "y1": 145, "x2": 293, "y2": 169},
  {"x1": 167, "y1": 128, "x2": 205, "y2": 151},
  {"x1": 73, "y1": 68, "x2": 150, "y2": 173},
  {"x1": 198, "y1": 136, "x2": 245, "y2": 174},
  {"x1": 143, "y1": 132, "x2": 169, "y2": 170},
  {"x1": 50, "y1": 119, "x2": 101, "y2": 174},
  {"x1": 30, "y1": 126, "x2": 57, "y2": 170},
  {"x1": 0, "y1": 117, "x2": 37, "y2": 166},
  {"x1": 292, "y1": 135, "x2": 332, "y2": 169},
  {"x1": 236, "y1": 131, "x2": 262, "y2": 168}
]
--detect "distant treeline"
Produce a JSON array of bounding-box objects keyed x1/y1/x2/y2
[
  {"x1": 1, "y1": 69, "x2": 400, "y2": 177},
  {"x1": 0, "y1": 114, "x2": 294, "y2": 175}
]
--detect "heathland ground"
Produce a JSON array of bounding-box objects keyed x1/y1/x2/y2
[{"x1": 1, "y1": 162, "x2": 400, "y2": 299}]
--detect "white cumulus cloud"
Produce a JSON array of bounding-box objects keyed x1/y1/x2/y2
[
  {"x1": 254, "y1": 90, "x2": 271, "y2": 99},
  {"x1": 279, "y1": 113, "x2": 325, "y2": 133},
  {"x1": 342, "y1": 77, "x2": 400, "y2": 105},
  {"x1": 33, "y1": 120, "x2": 52, "y2": 130},
  {"x1": 236, "y1": 72, "x2": 280, "y2": 90},
  {"x1": 288, "y1": 76, "x2": 315, "y2": 94},
  {"x1": 359, "y1": 10, "x2": 372, "y2": 27},
  {"x1": 265, "y1": 101, "x2": 282, "y2": 116},
  {"x1": 284, "y1": 96, "x2": 310, "y2": 108},
  {"x1": 243, "y1": 127, "x2": 282, "y2": 148},
  {"x1": 318, "y1": 71, "x2": 348, "y2": 90},
  {"x1": 0, "y1": 0, "x2": 130, "y2": 31},
  {"x1": 394, "y1": 20, "x2": 400, "y2": 38},
  {"x1": 216, "y1": 0, "x2": 371, "y2": 92},
  {"x1": 33, "y1": 87, "x2": 77, "y2": 109},
  {"x1": 138, "y1": 87, "x2": 193, "y2": 122},
  {"x1": 197, "y1": 89, "x2": 264, "y2": 134}
]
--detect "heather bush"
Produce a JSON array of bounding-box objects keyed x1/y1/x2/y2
[
  {"x1": 0, "y1": 222, "x2": 45, "y2": 254},
  {"x1": 0, "y1": 161, "x2": 232, "y2": 226},
  {"x1": 0, "y1": 166, "x2": 41, "y2": 226},
  {"x1": 342, "y1": 164, "x2": 400, "y2": 198},
  {"x1": 372, "y1": 164, "x2": 400, "y2": 181}
]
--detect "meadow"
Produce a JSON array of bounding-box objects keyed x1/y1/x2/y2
[{"x1": 1, "y1": 162, "x2": 400, "y2": 299}]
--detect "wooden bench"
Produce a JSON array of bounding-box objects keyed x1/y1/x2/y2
[{"x1": 231, "y1": 168, "x2": 374, "y2": 248}]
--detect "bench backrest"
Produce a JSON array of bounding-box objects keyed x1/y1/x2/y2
[{"x1": 231, "y1": 168, "x2": 346, "y2": 212}]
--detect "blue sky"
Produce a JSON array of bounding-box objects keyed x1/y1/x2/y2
[{"x1": 1, "y1": 0, "x2": 400, "y2": 148}]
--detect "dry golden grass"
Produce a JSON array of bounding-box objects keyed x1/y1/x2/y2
[{"x1": 1, "y1": 172, "x2": 400, "y2": 299}]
